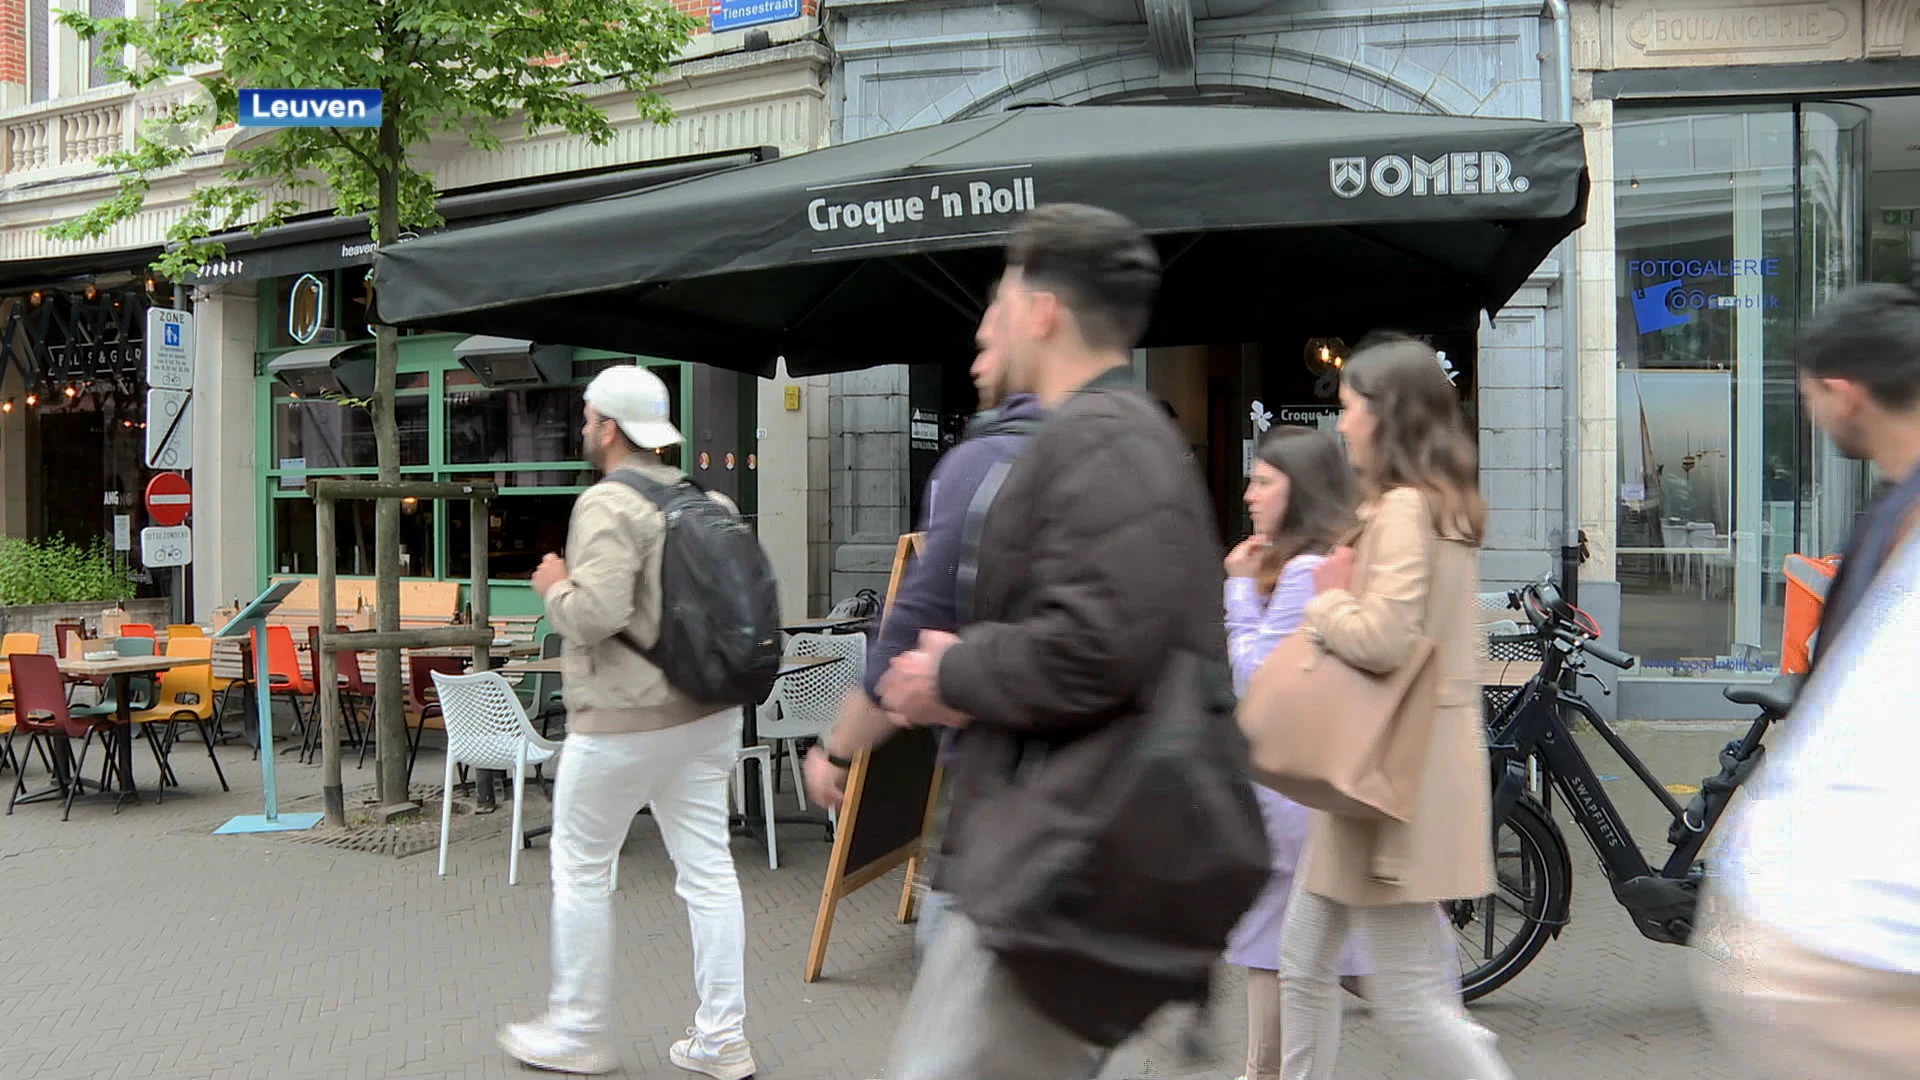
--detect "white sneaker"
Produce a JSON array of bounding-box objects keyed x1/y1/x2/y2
[
  {"x1": 498, "y1": 1018, "x2": 619, "y2": 1075},
  {"x1": 669, "y1": 1027, "x2": 757, "y2": 1080}
]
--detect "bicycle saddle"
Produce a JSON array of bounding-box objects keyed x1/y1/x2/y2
[{"x1": 1722, "y1": 673, "x2": 1804, "y2": 715}]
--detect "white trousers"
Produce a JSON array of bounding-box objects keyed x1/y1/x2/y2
[
  {"x1": 1279, "y1": 889, "x2": 1511, "y2": 1080},
  {"x1": 546, "y1": 712, "x2": 747, "y2": 1043}
]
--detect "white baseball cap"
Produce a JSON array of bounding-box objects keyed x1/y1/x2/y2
[{"x1": 584, "y1": 365, "x2": 683, "y2": 449}]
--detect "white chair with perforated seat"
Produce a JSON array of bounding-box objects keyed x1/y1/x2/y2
[
  {"x1": 733, "y1": 739, "x2": 779, "y2": 870},
  {"x1": 430, "y1": 670, "x2": 561, "y2": 887},
  {"x1": 762, "y1": 632, "x2": 867, "y2": 811}
]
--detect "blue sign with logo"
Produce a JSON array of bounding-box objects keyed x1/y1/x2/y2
[
  {"x1": 162, "y1": 322, "x2": 181, "y2": 348},
  {"x1": 709, "y1": 0, "x2": 801, "y2": 33},
  {"x1": 238, "y1": 89, "x2": 382, "y2": 128},
  {"x1": 1626, "y1": 258, "x2": 1783, "y2": 336}
]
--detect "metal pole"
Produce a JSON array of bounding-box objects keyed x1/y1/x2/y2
[
  {"x1": 170, "y1": 287, "x2": 190, "y2": 626},
  {"x1": 1544, "y1": 0, "x2": 1582, "y2": 617},
  {"x1": 252, "y1": 623, "x2": 278, "y2": 822}
]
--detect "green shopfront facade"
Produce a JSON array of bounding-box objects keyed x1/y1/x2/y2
[{"x1": 248, "y1": 265, "x2": 737, "y2": 621}]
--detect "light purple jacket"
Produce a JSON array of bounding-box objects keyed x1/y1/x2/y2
[
  {"x1": 1225, "y1": 555, "x2": 1323, "y2": 697},
  {"x1": 1225, "y1": 554, "x2": 1373, "y2": 972}
]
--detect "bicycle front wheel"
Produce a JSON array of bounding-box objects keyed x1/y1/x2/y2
[{"x1": 1450, "y1": 795, "x2": 1570, "y2": 1002}]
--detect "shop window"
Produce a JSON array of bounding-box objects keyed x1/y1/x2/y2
[
  {"x1": 1612, "y1": 103, "x2": 1867, "y2": 680},
  {"x1": 273, "y1": 394, "x2": 430, "y2": 470},
  {"x1": 272, "y1": 497, "x2": 436, "y2": 578},
  {"x1": 445, "y1": 494, "x2": 579, "y2": 581},
  {"x1": 444, "y1": 364, "x2": 682, "y2": 466}
]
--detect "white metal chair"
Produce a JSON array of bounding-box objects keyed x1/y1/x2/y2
[
  {"x1": 430, "y1": 670, "x2": 561, "y2": 886},
  {"x1": 734, "y1": 741, "x2": 779, "y2": 870},
  {"x1": 761, "y1": 632, "x2": 867, "y2": 811}
]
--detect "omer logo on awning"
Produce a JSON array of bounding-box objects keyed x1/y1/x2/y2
[{"x1": 1329, "y1": 151, "x2": 1531, "y2": 199}]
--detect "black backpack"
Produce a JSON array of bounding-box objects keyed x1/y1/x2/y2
[{"x1": 604, "y1": 471, "x2": 782, "y2": 707}]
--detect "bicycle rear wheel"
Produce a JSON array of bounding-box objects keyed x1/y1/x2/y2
[{"x1": 1450, "y1": 796, "x2": 1569, "y2": 1002}]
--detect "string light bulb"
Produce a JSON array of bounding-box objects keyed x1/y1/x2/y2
[
  {"x1": 24, "y1": 393, "x2": 38, "y2": 407},
  {"x1": 1, "y1": 398, "x2": 11, "y2": 413},
  {"x1": 63, "y1": 385, "x2": 77, "y2": 398},
  {"x1": 83, "y1": 283, "x2": 97, "y2": 300}
]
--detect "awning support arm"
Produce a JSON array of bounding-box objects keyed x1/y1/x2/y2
[{"x1": 886, "y1": 259, "x2": 986, "y2": 325}]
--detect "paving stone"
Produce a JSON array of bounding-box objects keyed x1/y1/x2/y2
[{"x1": 0, "y1": 725, "x2": 1742, "y2": 1079}]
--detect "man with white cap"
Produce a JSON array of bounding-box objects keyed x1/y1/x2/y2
[{"x1": 501, "y1": 364, "x2": 755, "y2": 1079}]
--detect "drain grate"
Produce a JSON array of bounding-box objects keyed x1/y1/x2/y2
[{"x1": 217, "y1": 782, "x2": 550, "y2": 859}]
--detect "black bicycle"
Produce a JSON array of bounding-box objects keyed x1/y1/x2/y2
[{"x1": 1449, "y1": 580, "x2": 1801, "y2": 1002}]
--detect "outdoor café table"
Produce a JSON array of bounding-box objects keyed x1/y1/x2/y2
[
  {"x1": 516, "y1": 653, "x2": 846, "y2": 853},
  {"x1": 779, "y1": 616, "x2": 872, "y2": 635},
  {"x1": 414, "y1": 639, "x2": 542, "y2": 660},
  {"x1": 55, "y1": 653, "x2": 211, "y2": 807}
]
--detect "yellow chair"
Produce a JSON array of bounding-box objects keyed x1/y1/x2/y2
[
  {"x1": 165, "y1": 624, "x2": 205, "y2": 641},
  {"x1": 130, "y1": 637, "x2": 229, "y2": 793},
  {"x1": 0, "y1": 632, "x2": 43, "y2": 712}
]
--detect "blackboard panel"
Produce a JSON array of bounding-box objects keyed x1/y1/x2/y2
[{"x1": 843, "y1": 725, "x2": 940, "y2": 878}]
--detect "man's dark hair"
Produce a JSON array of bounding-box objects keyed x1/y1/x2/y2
[
  {"x1": 1799, "y1": 283, "x2": 1920, "y2": 410},
  {"x1": 1005, "y1": 204, "x2": 1161, "y2": 351}
]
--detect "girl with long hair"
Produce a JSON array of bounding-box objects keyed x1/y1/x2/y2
[
  {"x1": 1278, "y1": 332, "x2": 1512, "y2": 1080},
  {"x1": 1222, "y1": 426, "x2": 1364, "y2": 1080}
]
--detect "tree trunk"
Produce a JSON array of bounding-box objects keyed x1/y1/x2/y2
[{"x1": 372, "y1": 109, "x2": 409, "y2": 808}]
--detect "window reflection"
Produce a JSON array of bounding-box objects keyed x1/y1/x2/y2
[
  {"x1": 446, "y1": 495, "x2": 578, "y2": 581},
  {"x1": 273, "y1": 497, "x2": 435, "y2": 578},
  {"x1": 273, "y1": 396, "x2": 430, "y2": 470}
]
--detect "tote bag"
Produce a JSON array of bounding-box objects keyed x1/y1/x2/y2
[{"x1": 1237, "y1": 627, "x2": 1438, "y2": 821}]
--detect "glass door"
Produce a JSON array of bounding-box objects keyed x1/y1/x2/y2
[{"x1": 1801, "y1": 103, "x2": 1872, "y2": 560}]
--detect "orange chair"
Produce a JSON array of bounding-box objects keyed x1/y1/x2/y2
[
  {"x1": 1782, "y1": 554, "x2": 1840, "y2": 674},
  {"x1": 0, "y1": 632, "x2": 42, "y2": 712},
  {"x1": 118, "y1": 623, "x2": 156, "y2": 641},
  {"x1": 246, "y1": 626, "x2": 315, "y2": 760},
  {"x1": 165, "y1": 624, "x2": 204, "y2": 638}
]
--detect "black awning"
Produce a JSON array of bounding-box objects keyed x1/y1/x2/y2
[
  {"x1": 183, "y1": 147, "x2": 778, "y2": 285},
  {"x1": 374, "y1": 104, "x2": 1590, "y2": 377}
]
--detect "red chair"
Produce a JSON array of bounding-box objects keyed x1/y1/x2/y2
[
  {"x1": 406, "y1": 655, "x2": 466, "y2": 779},
  {"x1": 303, "y1": 626, "x2": 371, "y2": 765},
  {"x1": 5, "y1": 653, "x2": 120, "y2": 820}
]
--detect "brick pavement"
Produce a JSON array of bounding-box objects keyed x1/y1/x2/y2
[{"x1": 0, "y1": 723, "x2": 1748, "y2": 1080}]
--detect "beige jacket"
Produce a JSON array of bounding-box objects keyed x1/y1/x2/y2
[
  {"x1": 542, "y1": 457, "x2": 731, "y2": 734},
  {"x1": 1298, "y1": 485, "x2": 1496, "y2": 906}
]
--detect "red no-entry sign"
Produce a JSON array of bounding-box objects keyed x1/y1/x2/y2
[{"x1": 145, "y1": 472, "x2": 192, "y2": 527}]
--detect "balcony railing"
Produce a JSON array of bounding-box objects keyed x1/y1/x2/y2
[{"x1": 2, "y1": 78, "x2": 214, "y2": 186}]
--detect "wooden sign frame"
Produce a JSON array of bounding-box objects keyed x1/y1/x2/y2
[{"x1": 804, "y1": 531, "x2": 943, "y2": 982}]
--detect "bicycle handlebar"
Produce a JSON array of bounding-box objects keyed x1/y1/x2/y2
[
  {"x1": 1581, "y1": 638, "x2": 1637, "y2": 670},
  {"x1": 1490, "y1": 579, "x2": 1641, "y2": 671}
]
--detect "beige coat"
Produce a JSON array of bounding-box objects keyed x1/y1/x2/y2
[
  {"x1": 1298, "y1": 485, "x2": 1495, "y2": 906},
  {"x1": 543, "y1": 457, "x2": 734, "y2": 734}
]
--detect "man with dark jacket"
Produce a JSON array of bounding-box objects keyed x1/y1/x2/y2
[
  {"x1": 802, "y1": 311, "x2": 1047, "y2": 953},
  {"x1": 876, "y1": 204, "x2": 1229, "y2": 1078}
]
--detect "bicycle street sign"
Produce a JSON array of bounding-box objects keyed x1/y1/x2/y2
[
  {"x1": 145, "y1": 388, "x2": 193, "y2": 470},
  {"x1": 145, "y1": 308, "x2": 194, "y2": 391},
  {"x1": 141, "y1": 525, "x2": 192, "y2": 568}
]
